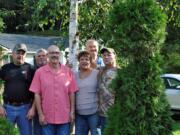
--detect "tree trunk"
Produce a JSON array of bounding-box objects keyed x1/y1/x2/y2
[{"x1": 69, "y1": 0, "x2": 79, "y2": 72}]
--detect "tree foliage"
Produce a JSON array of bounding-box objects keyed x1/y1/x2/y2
[
  {"x1": 0, "y1": 17, "x2": 4, "y2": 32},
  {"x1": 78, "y1": 0, "x2": 113, "y2": 41},
  {"x1": 104, "y1": 0, "x2": 173, "y2": 135},
  {"x1": 0, "y1": 0, "x2": 26, "y2": 32},
  {"x1": 22, "y1": 0, "x2": 113, "y2": 40},
  {"x1": 0, "y1": 0, "x2": 179, "y2": 72},
  {"x1": 0, "y1": 0, "x2": 178, "y2": 37},
  {"x1": 161, "y1": 41, "x2": 180, "y2": 73},
  {"x1": 158, "y1": 0, "x2": 180, "y2": 73},
  {"x1": 158, "y1": 0, "x2": 179, "y2": 28},
  {"x1": 23, "y1": 0, "x2": 70, "y2": 34}
]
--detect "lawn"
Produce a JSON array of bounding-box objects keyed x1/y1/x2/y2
[
  {"x1": 14, "y1": 120, "x2": 180, "y2": 135},
  {"x1": 0, "y1": 119, "x2": 180, "y2": 135},
  {"x1": 173, "y1": 121, "x2": 180, "y2": 135}
]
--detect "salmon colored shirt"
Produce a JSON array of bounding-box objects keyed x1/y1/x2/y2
[{"x1": 29, "y1": 64, "x2": 78, "y2": 124}]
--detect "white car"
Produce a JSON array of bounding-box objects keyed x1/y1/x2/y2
[{"x1": 161, "y1": 74, "x2": 180, "y2": 114}]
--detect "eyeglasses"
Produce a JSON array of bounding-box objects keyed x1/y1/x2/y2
[{"x1": 48, "y1": 51, "x2": 60, "y2": 55}]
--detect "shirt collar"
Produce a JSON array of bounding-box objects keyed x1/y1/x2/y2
[{"x1": 45, "y1": 63, "x2": 63, "y2": 72}]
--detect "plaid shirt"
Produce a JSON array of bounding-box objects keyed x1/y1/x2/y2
[{"x1": 98, "y1": 67, "x2": 117, "y2": 117}]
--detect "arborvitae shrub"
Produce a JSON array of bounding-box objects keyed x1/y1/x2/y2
[
  {"x1": 0, "y1": 117, "x2": 19, "y2": 135},
  {"x1": 104, "y1": 0, "x2": 173, "y2": 135}
]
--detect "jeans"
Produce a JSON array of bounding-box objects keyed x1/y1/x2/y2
[
  {"x1": 98, "y1": 116, "x2": 107, "y2": 135},
  {"x1": 75, "y1": 113, "x2": 98, "y2": 135},
  {"x1": 33, "y1": 113, "x2": 42, "y2": 135},
  {"x1": 42, "y1": 123, "x2": 70, "y2": 135},
  {"x1": 4, "y1": 104, "x2": 32, "y2": 135}
]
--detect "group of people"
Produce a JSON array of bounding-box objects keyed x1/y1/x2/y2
[{"x1": 0, "y1": 39, "x2": 118, "y2": 135}]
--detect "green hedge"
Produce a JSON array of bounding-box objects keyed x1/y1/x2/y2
[
  {"x1": 104, "y1": 0, "x2": 173, "y2": 135},
  {"x1": 0, "y1": 117, "x2": 19, "y2": 135}
]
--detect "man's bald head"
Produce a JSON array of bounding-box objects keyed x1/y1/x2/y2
[
  {"x1": 48, "y1": 45, "x2": 60, "y2": 53},
  {"x1": 47, "y1": 45, "x2": 61, "y2": 67},
  {"x1": 85, "y1": 39, "x2": 99, "y2": 60},
  {"x1": 86, "y1": 39, "x2": 99, "y2": 51}
]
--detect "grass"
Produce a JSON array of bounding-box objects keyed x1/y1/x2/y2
[
  {"x1": 0, "y1": 118, "x2": 180, "y2": 135},
  {"x1": 173, "y1": 121, "x2": 180, "y2": 135},
  {"x1": 15, "y1": 120, "x2": 180, "y2": 135}
]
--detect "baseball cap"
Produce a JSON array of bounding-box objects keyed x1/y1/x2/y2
[
  {"x1": 13, "y1": 43, "x2": 27, "y2": 52},
  {"x1": 100, "y1": 47, "x2": 116, "y2": 54}
]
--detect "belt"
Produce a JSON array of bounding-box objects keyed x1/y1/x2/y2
[{"x1": 4, "y1": 101, "x2": 30, "y2": 106}]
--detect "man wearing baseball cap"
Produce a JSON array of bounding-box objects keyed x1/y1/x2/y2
[
  {"x1": 98, "y1": 47, "x2": 118, "y2": 135},
  {"x1": 0, "y1": 43, "x2": 35, "y2": 135},
  {"x1": 13, "y1": 43, "x2": 27, "y2": 52},
  {"x1": 100, "y1": 47, "x2": 116, "y2": 55}
]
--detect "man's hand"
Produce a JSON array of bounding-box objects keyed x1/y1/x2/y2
[
  {"x1": 0, "y1": 105, "x2": 6, "y2": 117},
  {"x1": 39, "y1": 113, "x2": 47, "y2": 126},
  {"x1": 65, "y1": 61, "x2": 73, "y2": 69},
  {"x1": 27, "y1": 106, "x2": 35, "y2": 120},
  {"x1": 70, "y1": 111, "x2": 75, "y2": 123}
]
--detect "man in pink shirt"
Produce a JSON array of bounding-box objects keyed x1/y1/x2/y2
[{"x1": 30, "y1": 45, "x2": 78, "y2": 135}]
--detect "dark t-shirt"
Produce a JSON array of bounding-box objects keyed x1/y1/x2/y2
[{"x1": 0, "y1": 62, "x2": 35, "y2": 103}]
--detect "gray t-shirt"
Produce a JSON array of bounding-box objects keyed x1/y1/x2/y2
[{"x1": 75, "y1": 69, "x2": 99, "y2": 115}]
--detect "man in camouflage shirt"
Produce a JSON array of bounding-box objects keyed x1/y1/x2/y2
[{"x1": 98, "y1": 47, "x2": 118, "y2": 135}]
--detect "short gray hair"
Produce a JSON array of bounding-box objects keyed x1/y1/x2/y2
[{"x1": 35, "y1": 48, "x2": 47, "y2": 56}]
